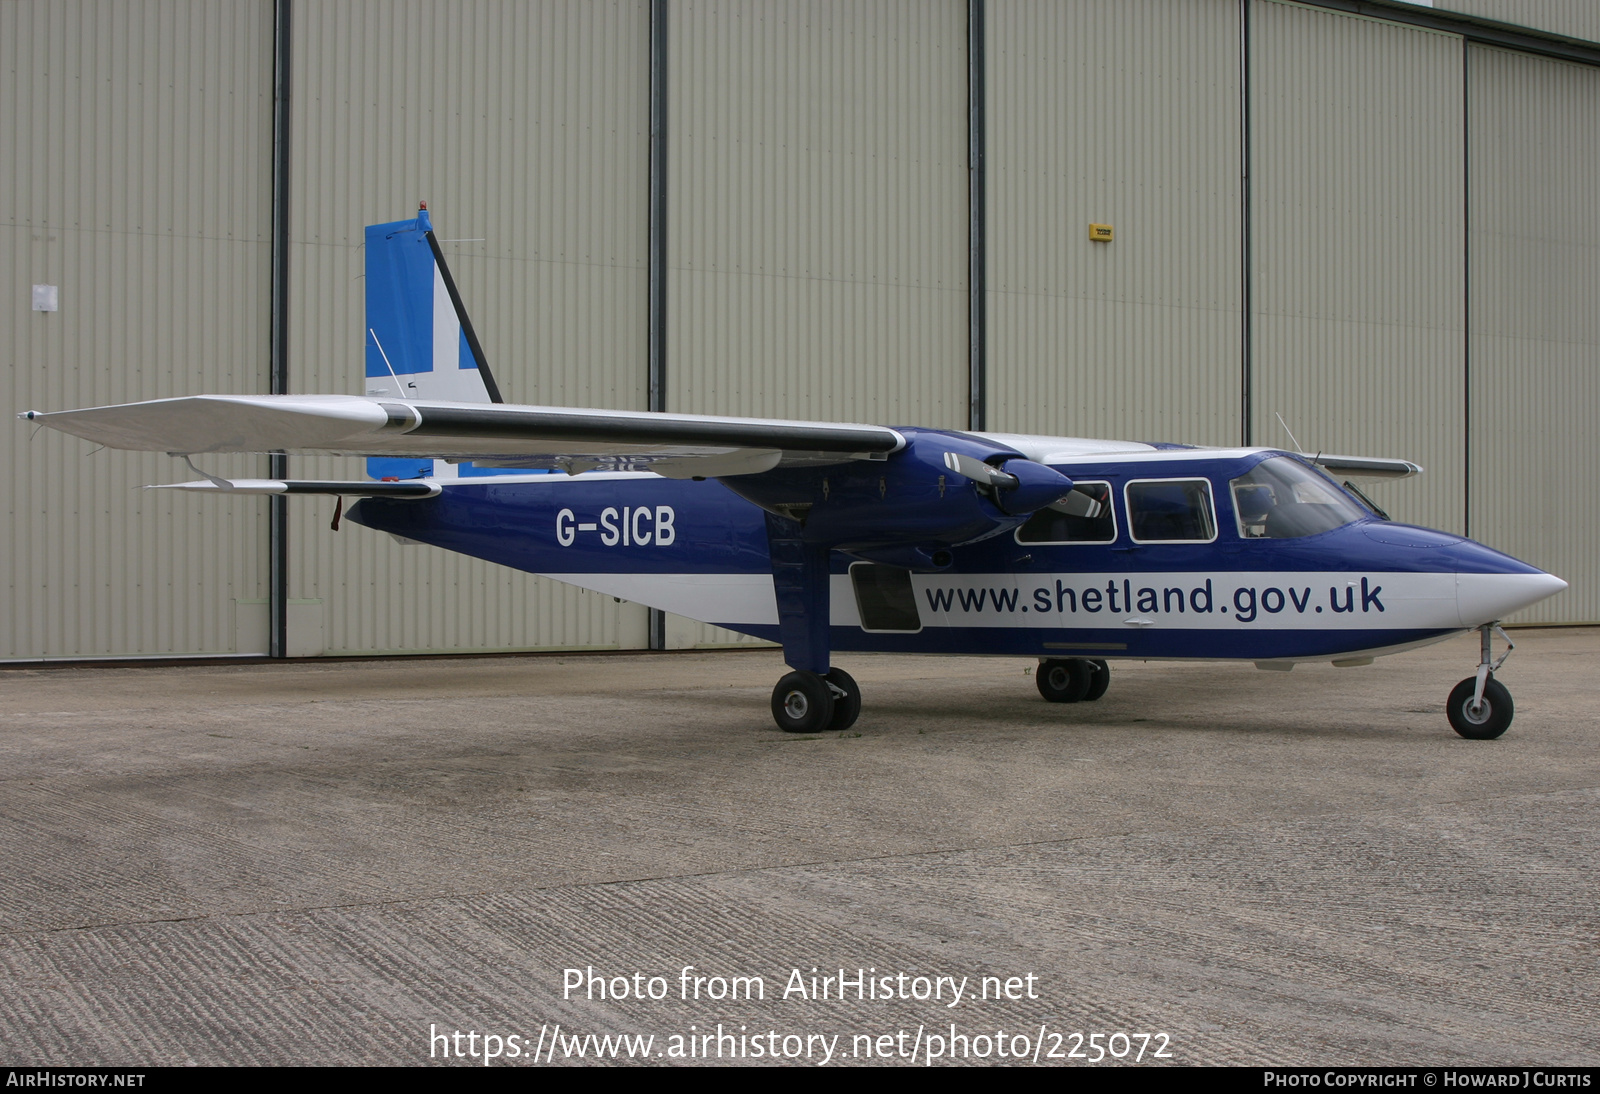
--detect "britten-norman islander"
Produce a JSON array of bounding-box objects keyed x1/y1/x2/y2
[{"x1": 22, "y1": 207, "x2": 1566, "y2": 739}]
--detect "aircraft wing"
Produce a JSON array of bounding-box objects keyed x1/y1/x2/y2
[{"x1": 21, "y1": 394, "x2": 905, "y2": 479}]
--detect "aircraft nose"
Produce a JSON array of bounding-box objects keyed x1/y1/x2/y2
[{"x1": 1457, "y1": 569, "x2": 1568, "y2": 625}]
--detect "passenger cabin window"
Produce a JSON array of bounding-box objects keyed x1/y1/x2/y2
[
  {"x1": 1016, "y1": 482, "x2": 1116, "y2": 544},
  {"x1": 1125, "y1": 479, "x2": 1216, "y2": 543},
  {"x1": 1230, "y1": 456, "x2": 1368, "y2": 539}
]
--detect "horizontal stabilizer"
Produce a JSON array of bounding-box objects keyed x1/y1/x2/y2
[{"x1": 148, "y1": 478, "x2": 441, "y2": 498}]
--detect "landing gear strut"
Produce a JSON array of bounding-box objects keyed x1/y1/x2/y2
[
  {"x1": 1447, "y1": 623, "x2": 1514, "y2": 740},
  {"x1": 771, "y1": 667, "x2": 861, "y2": 734},
  {"x1": 824, "y1": 668, "x2": 862, "y2": 731},
  {"x1": 1036, "y1": 658, "x2": 1111, "y2": 703}
]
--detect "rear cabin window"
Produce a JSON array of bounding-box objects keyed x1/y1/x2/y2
[
  {"x1": 1125, "y1": 478, "x2": 1217, "y2": 543},
  {"x1": 1230, "y1": 456, "x2": 1368, "y2": 539},
  {"x1": 1015, "y1": 482, "x2": 1116, "y2": 544}
]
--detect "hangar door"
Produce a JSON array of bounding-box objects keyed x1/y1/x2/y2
[{"x1": 1467, "y1": 45, "x2": 1600, "y2": 624}]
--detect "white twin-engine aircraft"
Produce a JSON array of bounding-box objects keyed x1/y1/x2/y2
[{"x1": 23, "y1": 207, "x2": 1566, "y2": 738}]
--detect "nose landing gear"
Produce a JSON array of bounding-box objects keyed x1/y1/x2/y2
[{"x1": 1448, "y1": 623, "x2": 1514, "y2": 739}]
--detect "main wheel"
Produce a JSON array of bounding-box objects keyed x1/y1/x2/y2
[
  {"x1": 824, "y1": 668, "x2": 862, "y2": 732},
  {"x1": 771, "y1": 670, "x2": 835, "y2": 733},
  {"x1": 1447, "y1": 675, "x2": 1514, "y2": 740},
  {"x1": 1036, "y1": 658, "x2": 1092, "y2": 703},
  {"x1": 1082, "y1": 659, "x2": 1111, "y2": 702}
]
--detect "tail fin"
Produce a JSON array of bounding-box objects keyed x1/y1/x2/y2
[
  {"x1": 364, "y1": 204, "x2": 502, "y2": 404},
  {"x1": 365, "y1": 204, "x2": 505, "y2": 480}
]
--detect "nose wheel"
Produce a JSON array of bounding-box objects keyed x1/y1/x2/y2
[
  {"x1": 1447, "y1": 675, "x2": 1513, "y2": 739},
  {"x1": 771, "y1": 668, "x2": 861, "y2": 733},
  {"x1": 1448, "y1": 624, "x2": 1514, "y2": 739},
  {"x1": 1036, "y1": 659, "x2": 1111, "y2": 703}
]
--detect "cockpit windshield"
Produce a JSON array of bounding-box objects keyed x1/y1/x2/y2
[{"x1": 1230, "y1": 456, "x2": 1369, "y2": 539}]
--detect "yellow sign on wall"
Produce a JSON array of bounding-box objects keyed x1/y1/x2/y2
[{"x1": 1089, "y1": 223, "x2": 1114, "y2": 242}]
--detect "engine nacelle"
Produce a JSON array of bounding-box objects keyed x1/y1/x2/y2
[
  {"x1": 994, "y1": 455, "x2": 1078, "y2": 516},
  {"x1": 719, "y1": 428, "x2": 1073, "y2": 553}
]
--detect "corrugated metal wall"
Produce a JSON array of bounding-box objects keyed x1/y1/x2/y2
[
  {"x1": 666, "y1": 0, "x2": 967, "y2": 426},
  {"x1": 2, "y1": 0, "x2": 274, "y2": 660},
  {"x1": 1450, "y1": 1, "x2": 1600, "y2": 46},
  {"x1": 663, "y1": 0, "x2": 967, "y2": 647},
  {"x1": 1251, "y1": 0, "x2": 1466, "y2": 534},
  {"x1": 286, "y1": 0, "x2": 652, "y2": 654},
  {"x1": 1467, "y1": 45, "x2": 1599, "y2": 623},
  {"x1": 985, "y1": 0, "x2": 1244, "y2": 447},
  {"x1": 7, "y1": 0, "x2": 1597, "y2": 661}
]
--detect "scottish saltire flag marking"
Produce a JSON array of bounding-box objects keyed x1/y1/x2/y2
[{"x1": 363, "y1": 204, "x2": 511, "y2": 480}]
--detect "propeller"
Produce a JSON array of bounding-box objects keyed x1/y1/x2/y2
[
  {"x1": 942, "y1": 450, "x2": 1019, "y2": 490},
  {"x1": 942, "y1": 450, "x2": 1077, "y2": 516},
  {"x1": 1049, "y1": 488, "x2": 1105, "y2": 519}
]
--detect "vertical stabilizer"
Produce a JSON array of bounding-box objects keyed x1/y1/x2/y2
[
  {"x1": 365, "y1": 205, "x2": 505, "y2": 479},
  {"x1": 364, "y1": 205, "x2": 502, "y2": 404}
]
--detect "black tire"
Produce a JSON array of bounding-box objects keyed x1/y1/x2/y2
[
  {"x1": 825, "y1": 668, "x2": 862, "y2": 732},
  {"x1": 771, "y1": 670, "x2": 835, "y2": 733},
  {"x1": 1082, "y1": 659, "x2": 1111, "y2": 702},
  {"x1": 1447, "y1": 675, "x2": 1514, "y2": 740},
  {"x1": 1036, "y1": 658, "x2": 1092, "y2": 703}
]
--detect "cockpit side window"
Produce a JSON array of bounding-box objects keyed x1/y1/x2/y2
[
  {"x1": 1230, "y1": 456, "x2": 1369, "y2": 539},
  {"x1": 1125, "y1": 478, "x2": 1217, "y2": 543},
  {"x1": 1015, "y1": 481, "x2": 1116, "y2": 544}
]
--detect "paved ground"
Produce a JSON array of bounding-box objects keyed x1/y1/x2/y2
[{"x1": 0, "y1": 629, "x2": 1596, "y2": 1066}]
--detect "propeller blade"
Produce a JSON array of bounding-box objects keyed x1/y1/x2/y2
[
  {"x1": 942, "y1": 451, "x2": 1019, "y2": 491},
  {"x1": 1049, "y1": 487, "x2": 1104, "y2": 519}
]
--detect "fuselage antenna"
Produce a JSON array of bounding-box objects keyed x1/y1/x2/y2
[{"x1": 1275, "y1": 412, "x2": 1304, "y2": 454}]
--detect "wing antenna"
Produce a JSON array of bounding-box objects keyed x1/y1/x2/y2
[{"x1": 369, "y1": 328, "x2": 407, "y2": 399}]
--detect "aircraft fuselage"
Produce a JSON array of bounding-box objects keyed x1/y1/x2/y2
[{"x1": 349, "y1": 440, "x2": 1559, "y2": 666}]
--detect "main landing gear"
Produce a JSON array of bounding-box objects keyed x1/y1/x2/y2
[
  {"x1": 1036, "y1": 658, "x2": 1111, "y2": 704},
  {"x1": 771, "y1": 668, "x2": 862, "y2": 734},
  {"x1": 1448, "y1": 623, "x2": 1515, "y2": 740}
]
